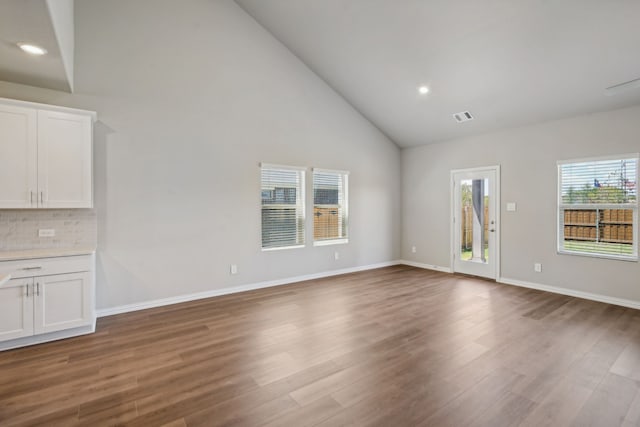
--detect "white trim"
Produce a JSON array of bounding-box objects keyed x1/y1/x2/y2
[
  {"x1": 557, "y1": 249, "x2": 638, "y2": 262},
  {"x1": 557, "y1": 153, "x2": 639, "y2": 165},
  {"x1": 312, "y1": 167, "x2": 351, "y2": 175},
  {"x1": 450, "y1": 165, "x2": 501, "y2": 174},
  {"x1": 497, "y1": 276, "x2": 640, "y2": 311},
  {"x1": 399, "y1": 259, "x2": 452, "y2": 273},
  {"x1": 260, "y1": 162, "x2": 307, "y2": 171},
  {"x1": 97, "y1": 261, "x2": 401, "y2": 317},
  {"x1": 262, "y1": 244, "x2": 306, "y2": 252},
  {"x1": 313, "y1": 238, "x2": 349, "y2": 246}
]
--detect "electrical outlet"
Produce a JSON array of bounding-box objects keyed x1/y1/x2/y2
[
  {"x1": 534, "y1": 263, "x2": 542, "y2": 273},
  {"x1": 411, "y1": 246, "x2": 417, "y2": 253},
  {"x1": 334, "y1": 252, "x2": 339, "y2": 261},
  {"x1": 38, "y1": 229, "x2": 55, "y2": 237},
  {"x1": 230, "y1": 264, "x2": 238, "y2": 275}
]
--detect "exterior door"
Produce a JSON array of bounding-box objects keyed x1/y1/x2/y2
[
  {"x1": 34, "y1": 272, "x2": 92, "y2": 334},
  {"x1": 452, "y1": 167, "x2": 500, "y2": 279},
  {"x1": 0, "y1": 278, "x2": 34, "y2": 342}
]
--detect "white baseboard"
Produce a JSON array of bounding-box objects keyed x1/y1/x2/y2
[
  {"x1": 399, "y1": 259, "x2": 452, "y2": 273},
  {"x1": 498, "y1": 277, "x2": 640, "y2": 311},
  {"x1": 96, "y1": 260, "x2": 640, "y2": 319},
  {"x1": 97, "y1": 260, "x2": 402, "y2": 317}
]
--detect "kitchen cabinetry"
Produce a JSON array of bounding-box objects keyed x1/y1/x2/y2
[
  {"x1": 0, "y1": 253, "x2": 95, "y2": 350},
  {"x1": 0, "y1": 98, "x2": 96, "y2": 209}
]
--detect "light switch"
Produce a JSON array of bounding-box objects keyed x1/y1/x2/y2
[{"x1": 506, "y1": 202, "x2": 517, "y2": 212}]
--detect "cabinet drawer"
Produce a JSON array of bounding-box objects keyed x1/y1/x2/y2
[{"x1": 0, "y1": 255, "x2": 92, "y2": 279}]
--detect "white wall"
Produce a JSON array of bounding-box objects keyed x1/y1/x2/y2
[
  {"x1": 0, "y1": 0, "x2": 401, "y2": 310},
  {"x1": 402, "y1": 105, "x2": 640, "y2": 302}
]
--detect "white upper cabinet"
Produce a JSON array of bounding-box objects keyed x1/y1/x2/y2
[
  {"x1": 37, "y1": 110, "x2": 93, "y2": 208},
  {"x1": 0, "y1": 98, "x2": 96, "y2": 209},
  {"x1": 0, "y1": 104, "x2": 37, "y2": 208}
]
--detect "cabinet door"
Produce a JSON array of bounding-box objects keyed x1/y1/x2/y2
[
  {"x1": 0, "y1": 104, "x2": 37, "y2": 208},
  {"x1": 34, "y1": 272, "x2": 93, "y2": 334},
  {"x1": 0, "y1": 279, "x2": 34, "y2": 342},
  {"x1": 37, "y1": 110, "x2": 93, "y2": 208}
]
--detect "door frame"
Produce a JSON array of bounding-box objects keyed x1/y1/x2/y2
[{"x1": 450, "y1": 165, "x2": 501, "y2": 280}]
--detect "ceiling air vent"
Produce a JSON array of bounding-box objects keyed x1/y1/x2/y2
[{"x1": 453, "y1": 111, "x2": 474, "y2": 123}]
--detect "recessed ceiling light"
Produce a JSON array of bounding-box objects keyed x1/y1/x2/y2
[
  {"x1": 418, "y1": 85, "x2": 430, "y2": 95},
  {"x1": 17, "y1": 43, "x2": 47, "y2": 56}
]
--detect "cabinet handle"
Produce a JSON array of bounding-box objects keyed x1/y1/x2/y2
[
  {"x1": 22, "y1": 266, "x2": 42, "y2": 271},
  {"x1": 40, "y1": 191, "x2": 44, "y2": 204},
  {"x1": 36, "y1": 282, "x2": 40, "y2": 296},
  {"x1": 30, "y1": 191, "x2": 34, "y2": 205},
  {"x1": 26, "y1": 285, "x2": 29, "y2": 297}
]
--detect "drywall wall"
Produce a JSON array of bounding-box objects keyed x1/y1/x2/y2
[
  {"x1": 0, "y1": 0, "x2": 401, "y2": 310},
  {"x1": 402, "y1": 105, "x2": 640, "y2": 302}
]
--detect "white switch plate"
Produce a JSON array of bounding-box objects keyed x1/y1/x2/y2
[
  {"x1": 38, "y1": 229, "x2": 55, "y2": 237},
  {"x1": 334, "y1": 252, "x2": 340, "y2": 260},
  {"x1": 534, "y1": 263, "x2": 542, "y2": 273},
  {"x1": 230, "y1": 264, "x2": 238, "y2": 275},
  {"x1": 506, "y1": 202, "x2": 517, "y2": 212},
  {"x1": 411, "y1": 246, "x2": 417, "y2": 253}
]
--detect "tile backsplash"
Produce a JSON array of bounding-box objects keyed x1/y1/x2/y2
[{"x1": 0, "y1": 210, "x2": 97, "y2": 251}]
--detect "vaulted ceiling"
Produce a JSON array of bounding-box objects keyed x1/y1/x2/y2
[
  {"x1": 236, "y1": 0, "x2": 640, "y2": 146},
  {"x1": 1, "y1": 1, "x2": 640, "y2": 147}
]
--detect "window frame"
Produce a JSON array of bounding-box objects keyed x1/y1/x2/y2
[
  {"x1": 312, "y1": 168, "x2": 349, "y2": 246},
  {"x1": 557, "y1": 153, "x2": 638, "y2": 261},
  {"x1": 260, "y1": 163, "x2": 306, "y2": 251}
]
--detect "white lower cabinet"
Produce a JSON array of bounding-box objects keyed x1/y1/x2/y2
[
  {"x1": 0, "y1": 254, "x2": 95, "y2": 350},
  {"x1": 0, "y1": 279, "x2": 34, "y2": 341}
]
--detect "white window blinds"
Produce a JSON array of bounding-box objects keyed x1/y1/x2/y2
[
  {"x1": 261, "y1": 165, "x2": 306, "y2": 249},
  {"x1": 558, "y1": 155, "x2": 638, "y2": 260},
  {"x1": 313, "y1": 169, "x2": 349, "y2": 244}
]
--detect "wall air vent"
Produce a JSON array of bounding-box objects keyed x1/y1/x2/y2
[{"x1": 453, "y1": 111, "x2": 474, "y2": 123}]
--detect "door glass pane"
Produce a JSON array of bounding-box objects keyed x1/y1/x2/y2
[{"x1": 460, "y1": 178, "x2": 489, "y2": 263}]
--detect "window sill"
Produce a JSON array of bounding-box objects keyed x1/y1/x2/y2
[
  {"x1": 313, "y1": 239, "x2": 349, "y2": 247},
  {"x1": 557, "y1": 249, "x2": 638, "y2": 262},
  {"x1": 262, "y1": 244, "x2": 305, "y2": 252}
]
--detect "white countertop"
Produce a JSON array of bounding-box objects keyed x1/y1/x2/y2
[{"x1": 0, "y1": 247, "x2": 96, "y2": 262}]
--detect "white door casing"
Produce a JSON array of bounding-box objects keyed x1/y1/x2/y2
[{"x1": 451, "y1": 166, "x2": 500, "y2": 279}]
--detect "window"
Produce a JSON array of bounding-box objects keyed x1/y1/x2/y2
[
  {"x1": 261, "y1": 164, "x2": 305, "y2": 250},
  {"x1": 558, "y1": 154, "x2": 638, "y2": 260},
  {"x1": 313, "y1": 168, "x2": 349, "y2": 245}
]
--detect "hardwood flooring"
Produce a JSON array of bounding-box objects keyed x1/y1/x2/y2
[{"x1": 1, "y1": 265, "x2": 640, "y2": 426}]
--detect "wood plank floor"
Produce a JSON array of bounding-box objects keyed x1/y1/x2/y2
[{"x1": 2, "y1": 265, "x2": 640, "y2": 426}]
